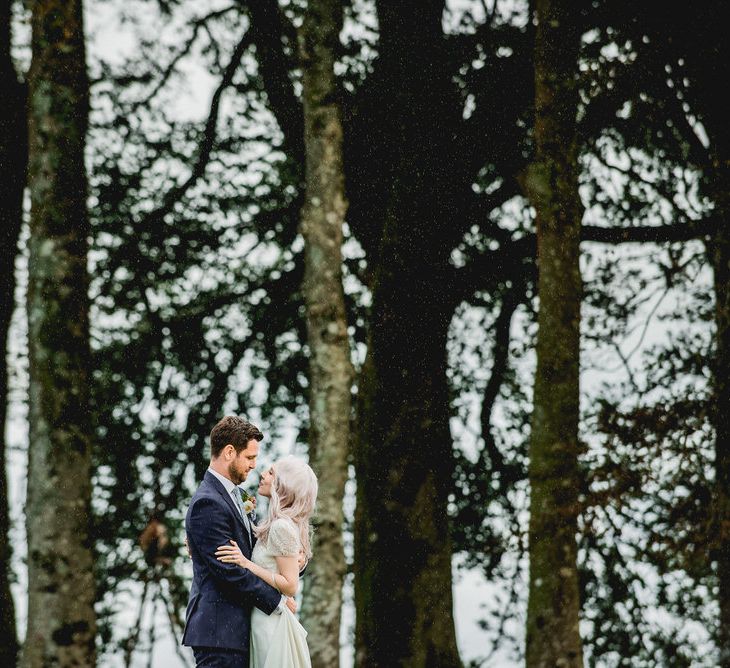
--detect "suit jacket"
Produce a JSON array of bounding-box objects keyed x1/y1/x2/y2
[{"x1": 182, "y1": 470, "x2": 281, "y2": 652}]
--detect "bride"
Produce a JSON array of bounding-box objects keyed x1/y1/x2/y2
[{"x1": 215, "y1": 455, "x2": 318, "y2": 668}]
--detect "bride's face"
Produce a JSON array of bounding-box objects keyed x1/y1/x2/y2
[{"x1": 258, "y1": 465, "x2": 275, "y2": 498}]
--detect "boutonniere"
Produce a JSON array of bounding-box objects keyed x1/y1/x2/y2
[{"x1": 240, "y1": 490, "x2": 256, "y2": 515}]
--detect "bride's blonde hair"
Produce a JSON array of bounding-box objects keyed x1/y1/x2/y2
[{"x1": 254, "y1": 455, "x2": 318, "y2": 558}]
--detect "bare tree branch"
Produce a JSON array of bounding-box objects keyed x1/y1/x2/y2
[
  {"x1": 581, "y1": 217, "x2": 719, "y2": 243},
  {"x1": 119, "y1": 29, "x2": 254, "y2": 279},
  {"x1": 478, "y1": 275, "x2": 527, "y2": 491},
  {"x1": 244, "y1": 0, "x2": 304, "y2": 162},
  {"x1": 153, "y1": 30, "x2": 253, "y2": 217},
  {"x1": 453, "y1": 215, "x2": 717, "y2": 303},
  {"x1": 124, "y1": 576, "x2": 151, "y2": 668},
  {"x1": 134, "y1": 5, "x2": 239, "y2": 109}
]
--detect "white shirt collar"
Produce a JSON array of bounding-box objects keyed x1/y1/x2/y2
[{"x1": 207, "y1": 466, "x2": 238, "y2": 497}]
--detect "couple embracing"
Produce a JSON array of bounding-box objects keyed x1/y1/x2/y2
[{"x1": 182, "y1": 415, "x2": 317, "y2": 667}]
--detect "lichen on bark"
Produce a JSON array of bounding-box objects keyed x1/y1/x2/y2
[
  {"x1": 22, "y1": 1, "x2": 97, "y2": 666},
  {"x1": 708, "y1": 164, "x2": 730, "y2": 666},
  {"x1": 525, "y1": 0, "x2": 585, "y2": 666},
  {"x1": 297, "y1": 1, "x2": 354, "y2": 666}
]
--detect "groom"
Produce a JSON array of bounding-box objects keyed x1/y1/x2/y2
[{"x1": 182, "y1": 415, "x2": 290, "y2": 667}]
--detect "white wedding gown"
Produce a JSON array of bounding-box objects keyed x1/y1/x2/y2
[{"x1": 250, "y1": 518, "x2": 312, "y2": 668}]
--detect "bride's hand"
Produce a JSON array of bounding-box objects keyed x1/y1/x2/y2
[{"x1": 215, "y1": 540, "x2": 250, "y2": 569}]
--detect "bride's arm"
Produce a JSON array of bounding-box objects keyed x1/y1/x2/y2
[
  {"x1": 215, "y1": 541, "x2": 299, "y2": 596},
  {"x1": 272, "y1": 555, "x2": 299, "y2": 597}
]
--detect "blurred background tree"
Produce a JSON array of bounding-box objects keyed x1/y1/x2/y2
[
  {"x1": 0, "y1": 0, "x2": 25, "y2": 663},
  {"x1": 296, "y1": 0, "x2": 353, "y2": 665},
  {"x1": 524, "y1": 0, "x2": 583, "y2": 664},
  {"x1": 23, "y1": 0, "x2": 97, "y2": 665}
]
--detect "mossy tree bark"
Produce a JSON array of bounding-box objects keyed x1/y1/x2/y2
[
  {"x1": 23, "y1": 0, "x2": 96, "y2": 665},
  {"x1": 297, "y1": 0, "x2": 354, "y2": 665},
  {"x1": 708, "y1": 159, "x2": 730, "y2": 665},
  {"x1": 0, "y1": 0, "x2": 26, "y2": 664},
  {"x1": 524, "y1": 1, "x2": 584, "y2": 665},
  {"x1": 711, "y1": 222, "x2": 730, "y2": 666},
  {"x1": 694, "y1": 15, "x2": 730, "y2": 660},
  {"x1": 351, "y1": 4, "x2": 464, "y2": 666},
  {"x1": 355, "y1": 275, "x2": 459, "y2": 668}
]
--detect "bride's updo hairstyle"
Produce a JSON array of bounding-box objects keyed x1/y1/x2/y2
[{"x1": 255, "y1": 455, "x2": 318, "y2": 559}]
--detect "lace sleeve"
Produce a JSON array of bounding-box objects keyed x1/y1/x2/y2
[{"x1": 267, "y1": 518, "x2": 300, "y2": 557}]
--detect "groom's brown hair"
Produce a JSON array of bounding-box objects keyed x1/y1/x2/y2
[{"x1": 209, "y1": 415, "x2": 264, "y2": 458}]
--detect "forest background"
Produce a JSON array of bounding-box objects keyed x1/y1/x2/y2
[{"x1": 2, "y1": 0, "x2": 729, "y2": 667}]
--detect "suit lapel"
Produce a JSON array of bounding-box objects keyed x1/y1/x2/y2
[
  {"x1": 250, "y1": 513, "x2": 258, "y2": 547},
  {"x1": 203, "y1": 471, "x2": 253, "y2": 551}
]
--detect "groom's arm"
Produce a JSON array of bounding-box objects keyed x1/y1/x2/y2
[{"x1": 187, "y1": 496, "x2": 281, "y2": 614}]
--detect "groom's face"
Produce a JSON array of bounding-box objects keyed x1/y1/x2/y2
[{"x1": 227, "y1": 439, "x2": 260, "y2": 485}]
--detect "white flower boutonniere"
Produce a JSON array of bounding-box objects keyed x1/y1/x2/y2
[{"x1": 240, "y1": 489, "x2": 256, "y2": 515}]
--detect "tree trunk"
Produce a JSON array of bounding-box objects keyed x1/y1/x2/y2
[
  {"x1": 349, "y1": 4, "x2": 465, "y2": 666},
  {"x1": 23, "y1": 0, "x2": 96, "y2": 665},
  {"x1": 0, "y1": 1, "x2": 26, "y2": 663},
  {"x1": 354, "y1": 270, "x2": 460, "y2": 667},
  {"x1": 711, "y1": 226, "x2": 730, "y2": 665},
  {"x1": 709, "y1": 163, "x2": 730, "y2": 665},
  {"x1": 524, "y1": 1, "x2": 584, "y2": 666},
  {"x1": 297, "y1": 1, "x2": 353, "y2": 666}
]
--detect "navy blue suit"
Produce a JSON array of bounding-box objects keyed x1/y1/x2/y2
[{"x1": 182, "y1": 471, "x2": 281, "y2": 666}]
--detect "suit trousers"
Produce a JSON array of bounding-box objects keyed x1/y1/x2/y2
[{"x1": 193, "y1": 646, "x2": 248, "y2": 668}]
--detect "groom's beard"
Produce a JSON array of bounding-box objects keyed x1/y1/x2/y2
[{"x1": 228, "y1": 461, "x2": 246, "y2": 485}]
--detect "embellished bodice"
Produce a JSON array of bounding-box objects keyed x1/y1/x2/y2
[{"x1": 251, "y1": 517, "x2": 301, "y2": 572}]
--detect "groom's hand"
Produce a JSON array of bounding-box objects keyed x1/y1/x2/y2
[
  {"x1": 297, "y1": 550, "x2": 307, "y2": 572},
  {"x1": 286, "y1": 597, "x2": 297, "y2": 614}
]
